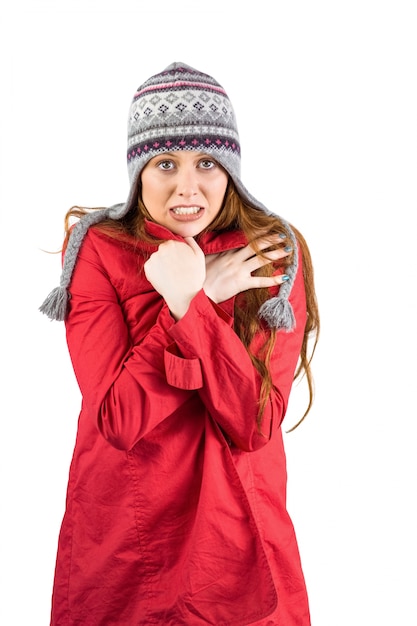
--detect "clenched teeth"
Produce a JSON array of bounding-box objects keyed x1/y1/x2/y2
[{"x1": 172, "y1": 206, "x2": 201, "y2": 215}]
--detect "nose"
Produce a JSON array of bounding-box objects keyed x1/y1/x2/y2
[{"x1": 176, "y1": 165, "x2": 198, "y2": 198}]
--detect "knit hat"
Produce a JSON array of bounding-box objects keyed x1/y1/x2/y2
[{"x1": 40, "y1": 62, "x2": 298, "y2": 329}]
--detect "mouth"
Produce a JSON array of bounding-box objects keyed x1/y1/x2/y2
[{"x1": 170, "y1": 206, "x2": 204, "y2": 221}]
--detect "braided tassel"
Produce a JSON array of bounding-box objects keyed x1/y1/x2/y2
[
  {"x1": 258, "y1": 218, "x2": 298, "y2": 331},
  {"x1": 258, "y1": 296, "x2": 295, "y2": 331},
  {"x1": 39, "y1": 206, "x2": 114, "y2": 321},
  {"x1": 39, "y1": 286, "x2": 70, "y2": 321}
]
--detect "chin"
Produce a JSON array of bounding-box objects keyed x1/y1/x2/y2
[{"x1": 173, "y1": 225, "x2": 206, "y2": 238}]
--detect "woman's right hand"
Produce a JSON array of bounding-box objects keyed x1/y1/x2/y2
[
  {"x1": 144, "y1": 237, "x2": 206, "y2": 320},
  {"x1": 203, "y1": 237, "x2": 291, "y2": 304}
]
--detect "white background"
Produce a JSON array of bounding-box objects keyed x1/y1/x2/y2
[{"x1": 1, "y1": 1, "x2": 416, "y2": 624}]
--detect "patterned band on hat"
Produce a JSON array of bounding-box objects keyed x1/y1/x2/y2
[{"x1": 127, "y1": 133, "x2": 240, "y2": 163}]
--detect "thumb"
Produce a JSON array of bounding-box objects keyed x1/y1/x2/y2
[{"x1": 184, "y1": 236, "x2": 203, "y2": 256}]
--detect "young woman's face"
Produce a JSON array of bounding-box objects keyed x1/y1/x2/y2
[{"x1": 140, "y1": 151, "x2": 229, "y2": 237}]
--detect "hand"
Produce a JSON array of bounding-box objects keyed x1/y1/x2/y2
[
  {"x1": 144, "y1": 237, "x2": 206, "y2": 320},
  {"x1": 203, "y1": 237, "x2": 291, "y2": 304}
]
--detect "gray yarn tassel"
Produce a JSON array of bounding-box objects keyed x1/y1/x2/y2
[
  {"x1": 39, "y1": 285, "x2": 71, "y2": 321},
  {"x1": 258, "y1": 220, "x2": 298, "y2": 331},
  {"x1": 258, "y1": 296, "x2": 296, "y2": 331},
  {"x1": 39, "y1": 206, "x2": 114, "y2": 321}
]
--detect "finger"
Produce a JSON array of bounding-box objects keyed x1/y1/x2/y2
[
  {"x1": 248, "y1": 273, "x2": 290, "y2": 289},
  {"x1": 184, "y1": 236, "x2": 204, "y2": 256},
  {"x1": 245, "y1": 247, "x2": 291, "y2": 273},
  {"x1": 234, "y1": 235, "x2": 288, "y2": 261}
]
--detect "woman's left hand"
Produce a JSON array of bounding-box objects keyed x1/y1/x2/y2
[{"x1": 204, "y1": 237, "x2": 291, "y2": 303}]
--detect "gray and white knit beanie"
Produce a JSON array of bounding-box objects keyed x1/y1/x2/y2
[{"x1": 40, "y1": 62, "x2": 298, "y2": 329}]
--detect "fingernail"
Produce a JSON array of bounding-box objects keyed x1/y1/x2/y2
[
  {"x1": 281, "y1": 274, "x2": 290, "y2": 281},
  {"x1": 284, "y1": 246, "x2": 292, "y2": 252},
  {"x1": 279, "y1": 232, "x2": 286, "y2": 239}
]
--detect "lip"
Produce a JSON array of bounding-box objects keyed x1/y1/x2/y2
[{"x1": 169, "y1": 206, "x2": 205, "y2": 222}]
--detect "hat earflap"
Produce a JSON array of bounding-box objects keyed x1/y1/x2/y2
[{"x1": 39, "y1": 207, "x2": 113, "y2": 321}]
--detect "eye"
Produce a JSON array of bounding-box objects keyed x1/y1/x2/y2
[
  {"x1": 198, "y1": 158, "x2": 216, "y2": 170},
  {"x1": 157, "y1": 159, "x2": 175, "y2": 171}
]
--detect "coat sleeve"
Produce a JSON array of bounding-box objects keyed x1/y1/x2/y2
[
  {"x1": 64, "y1": 232, "x2": 202, "y2": 451},
  {"x1": 167, "y1": 247, "x2": 307, "y2": 452}
]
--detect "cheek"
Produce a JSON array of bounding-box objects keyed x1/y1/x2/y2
[
  {"x1": 212, "y1": 173, "x2": 228, "y2": 203},
  {"x1": 141, "y1": 175, "x2": 163, "y2": 208}
]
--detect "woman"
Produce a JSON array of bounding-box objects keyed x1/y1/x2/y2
[{"x1": 41, "y1": 62, "x2": 319, "y2": 626}]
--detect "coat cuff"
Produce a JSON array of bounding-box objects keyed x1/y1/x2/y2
[
  {"x1": 164, "y1": 342, "x2": 203, "y2": 390},
  {"x1": 163, "y1": 291, "x2": 233, "y2": 389}
]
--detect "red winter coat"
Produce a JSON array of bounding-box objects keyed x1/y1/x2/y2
[{"x1": 50, "y1": 220, "x2": 310, "y2": 626}]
